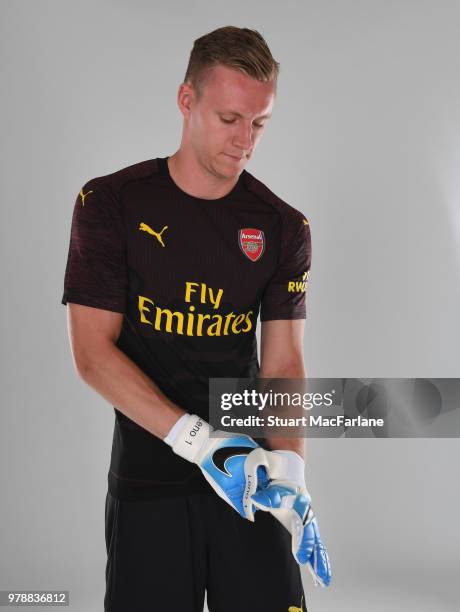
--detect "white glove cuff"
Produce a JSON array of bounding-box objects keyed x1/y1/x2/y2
[
  {"x1": 163, "y1": 413, "x2": 190, "y2": 446},
  {"x1": 170, "y1": 414, "x2": 212, "y2": 463},
  {"x1": 270, "y1": 450, "x2": 306, "y2": 489}
]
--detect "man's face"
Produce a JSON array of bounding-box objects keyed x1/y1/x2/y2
[{"x1": 183, "y1": 64, "x2": 276, "y2": 179}]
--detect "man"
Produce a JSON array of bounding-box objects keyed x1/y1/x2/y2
[{"x1": 61, "y1": 26, "x2": 330, "y2": 612}]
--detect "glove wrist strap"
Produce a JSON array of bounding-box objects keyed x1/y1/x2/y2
[
  {"x1": 270, "y1": 450, "x2": 306, "y2": 489},
  {"x1": 163, "y1": 413, "x2": 190, "y2": 446},
  {"x1": 171, "y1": 414, "x2": 212, "y2": 463}
]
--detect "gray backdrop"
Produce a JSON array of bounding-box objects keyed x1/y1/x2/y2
[{"x1": 1, "y1": 1, "x2": 459, "y2": 610}]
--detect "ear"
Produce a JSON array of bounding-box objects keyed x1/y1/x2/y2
[{"x1": 177, "y1": 82, "x2": 194, "y2": 120}]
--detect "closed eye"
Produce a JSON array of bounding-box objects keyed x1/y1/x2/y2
[{"x1": 220, "y1": 117, "x2": 265, "y2": 128}]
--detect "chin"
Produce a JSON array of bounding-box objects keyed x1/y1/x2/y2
[
  {"x1": 222, "y1": 153, "x2": 246, "y2": 170},
  {"x1": 212, "y1": 156, "x2": 241, "y2": 178}
]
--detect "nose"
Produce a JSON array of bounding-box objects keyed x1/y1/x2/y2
[{"x1": 233, "y1": 121, "x2": 253, "y2": 151}]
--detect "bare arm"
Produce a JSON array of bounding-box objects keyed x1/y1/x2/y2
[
  {"x1": 258, "y1": 319, "x2": 306, "y2": 459},
  {"x1": 66, "y1": 302, "x2": 185, "y2": 439}
]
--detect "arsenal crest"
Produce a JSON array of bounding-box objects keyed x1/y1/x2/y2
[{"x1": 238, "y1": 228, "x2": 265, "y2": 262}]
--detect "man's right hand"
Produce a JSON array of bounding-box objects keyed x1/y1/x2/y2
[
  {"x1": 250, "y1": 450, "x2": 332, "y2": 587},
  {"x1": 252, "y1": 480, "x2": 331, "y2": 586}
]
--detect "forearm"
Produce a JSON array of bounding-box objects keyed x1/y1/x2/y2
[
  {"x1": 259, "y1": 361, "x2": 306, "y2": 461},
  {"x1": 77, "y1": 342, "x2": 185, "y2": 439}
]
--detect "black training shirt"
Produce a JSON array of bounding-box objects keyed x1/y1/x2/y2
[{"x1": 61, "y1": 156, "x2": 311, "y2": 500}]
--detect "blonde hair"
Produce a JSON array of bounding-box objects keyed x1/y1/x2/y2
[{"x1": 184, "y1": 26, "x2": 279, "y2": 97}]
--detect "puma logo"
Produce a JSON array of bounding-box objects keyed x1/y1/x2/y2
[
  {"x1": 80, "y1": 189, "x2": 93, "y2": 206},
  {"x1": 288, "y1": 595, "x2": 304, "y2": 612},
  {"x1": 139, "y1": 222, "x2": 168, "y2": 247}
]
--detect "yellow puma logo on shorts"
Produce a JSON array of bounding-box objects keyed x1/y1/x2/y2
[{"x1": 139, "y1": 222, "x2": 168, "y2": 247}]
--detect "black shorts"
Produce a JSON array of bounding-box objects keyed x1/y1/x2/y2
[{"x1": 104, "y1": 490, "x2": 307, "y2": 612}]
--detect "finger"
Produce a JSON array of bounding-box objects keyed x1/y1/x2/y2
[
  {"x1": 293, "y1": 519, "x2": 316, "y2": 565},
  {"x1": 307, "y1": 519, "x2": 332, "y2": 587},
  {"x1": 251, "y1": 488, "x2": 279, "y2": 509},
  {"x1": 243, "y1": 448, "x2": 270, "y2": 521}
]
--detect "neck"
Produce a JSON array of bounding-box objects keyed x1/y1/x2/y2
[{"x1": 167, "y1": 149, "x2": 240, "y2": 200}]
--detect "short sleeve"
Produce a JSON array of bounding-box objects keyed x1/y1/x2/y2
[
  {"x1": 260, "y1": 213, "x2": 311, "y2": 322},
  {"x1": 61, "y1": 179, "x2": 128, "y2": 313}
]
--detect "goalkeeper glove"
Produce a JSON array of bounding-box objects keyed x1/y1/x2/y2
[
  {"x1": 165, "y1": 414, "x2": 269, "y2": 521},
  {"x1": 251, "y1": 450, "x2": 332, "y2": 586}
]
